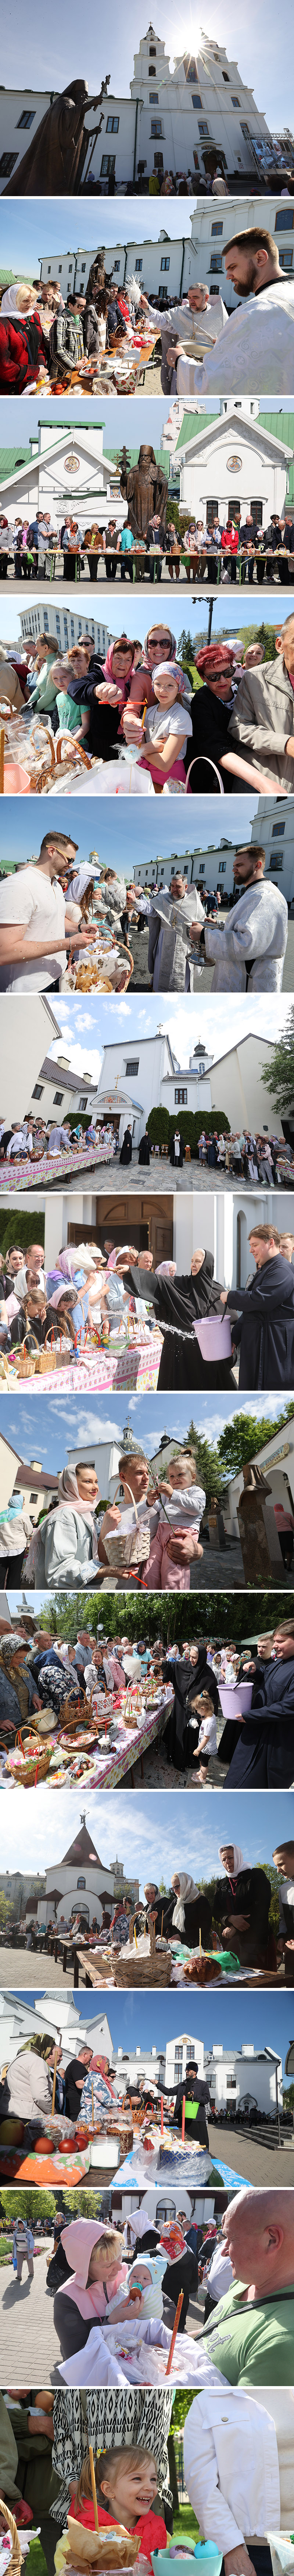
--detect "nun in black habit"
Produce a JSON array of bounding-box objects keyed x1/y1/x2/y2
[
  {"x1": 160, "y1": 1646, "x2": 219, "y2": 1773},
  {"x1": 138, "y1": 1130, "x2": 150, "y2": 1165},
  {"x1": 170, "y1": 1130, "x2": 184, "y2": 1167},
  {"x1": 223, "y1": 1251, "x2": 294, "y2": 1391},
  {"x1": 124, "y1": 1249, "x2": 235, "y2": 1390},
  {"x1": 119, "y1": 1126, "x2": 132, "y2": 1167}
]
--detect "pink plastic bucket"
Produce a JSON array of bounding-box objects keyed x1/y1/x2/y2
[
  {"x1": 218, "y1": 1680, "x2": 253, "y2": 1719},
  {"x1": 193, "y1": 1314, "x2": 232, "y2": 1361},
  {"x1": 4, "y1": 764, "x2": 31, "y2": 794}
]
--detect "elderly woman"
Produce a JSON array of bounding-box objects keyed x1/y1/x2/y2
[
  {"x1": 0, "y1": 1628, "x2": 33, "y2": 1740},
  {"x1": 212, "y1": 1843, "x2": 273, "y2": 1971},
  {"x1": 23, "y1": 1463, "x2": 102, "y2": 1590},
  {"x1": 0, "y1": 283, "x2": 47, "y2": 391},
  {"x1": 171, "y1": 1871, "x2": 213, "y2": 1948}
]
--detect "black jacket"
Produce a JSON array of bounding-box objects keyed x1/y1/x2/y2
[
  {"x1": 226, "y1": 1253, "x2": 294, "y2": 1390},
  {"x1": 161, "y1": 1651, "x2": 218, "y2": 1771},
  {"x1": 186, "y1": 686, "x2": 244, "y2": 794},
  {"x1": 212, "y1": 1865, "x2": 271, "y2": 1946}
]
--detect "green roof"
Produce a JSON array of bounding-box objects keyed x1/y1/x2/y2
[
  {"x1": 259, "y1": 408, "x2": 294, "y2": 500},
  {"x1": 176, "y1": 410, "x2": 216, "y2": 450},
  {"x1": 0, "y1": 446, "x2": 32, "y2": 483}
]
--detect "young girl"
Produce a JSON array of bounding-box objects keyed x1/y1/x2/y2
[
  {"x1": 134, "y1": 662, "x2": 193, "y2": 790},
  {"x1": 146, "y1": 1449, "x2": 205, "y2": 1592},
  {"x1": 186, "y1": 1688, "x2": 218, "y2": 1776},
  {"x1": 69, "y1": 2440, "x2": 167, "y2": 2572},
  {"x1": 53, "y1": 2221, "x2": 142, "y2": 2363}
]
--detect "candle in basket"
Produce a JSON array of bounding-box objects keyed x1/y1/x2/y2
[
  {"x1": 166, "y1": 2288, "x2": 183, "y2": 2374},
  {"x1": 89, "y1": 2448, "x2": 98, "y2": 2534},
  {"x1": 51, "y1": 2048, "x2": 58, "y2": 2115},
  {"x1": 161, "y1": 2094, "x2": 164, "y2": 2137}
]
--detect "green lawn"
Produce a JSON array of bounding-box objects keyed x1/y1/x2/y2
[{"x1": 173, "y1": 2505, "x2": 200, "y2": 2545}]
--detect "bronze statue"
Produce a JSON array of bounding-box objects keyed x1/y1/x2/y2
[
  {"x1": 119, "y1": 443, "x2": 168, "y2": 541},
  {"x1": 4, "y1": 77, "x2": 111, "y2": 196}
]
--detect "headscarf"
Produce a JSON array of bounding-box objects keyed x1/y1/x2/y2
[
  {"x1": 219, "y1": 1844, "x2": 244, "y2": 1879},
  {"x1": 124, "y1": 2211, "x2": 157, "y2": 2246},
  {"x1": 151, "y1": 659, "x2": 186, "y2": 697},
  {"x1": 1, "y1": 284, "x2": 37, "y2": 318},
  {"x1": 172, "y1": 1872, "x2": 200, "y2": 1932},
  {"x1": 57, "y1": 1465, "x2": 98, "y2": 1522},
  {"x1": 101, "y1": 638, "x2": 136, "y2": 704},
  {"x1": 0, "y1": 1630, "x2": 28, "y2": 1662},
  {"x1": 0, "y1": 1492, "x2": 24, "y2": 1523},
  {"x1": 60, "y1": 2220, "x2": 126, "y2": 2319},
  {"x1": 142, "y1": 629, "x2": 176, "y2": 666},
  {"x1": 196, "y1": 643, "x2": 236, "y2": 680},
  {"x1": 155, "y1": 1261, "x2": 177, "y2": 1278},
  {"x1": 159, "y1": 2222, "x2": 187, "y2": 2258},
  {"x1": 91, "y1": 2057, "x2": 116, "y2": 2094}
]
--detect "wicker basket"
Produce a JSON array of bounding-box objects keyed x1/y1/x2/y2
[
  {"x1": 0, "y1": 2499, "x2": 24, "y2": 2576},
  {"x1": 103, "y1": 1479, "x2": 150, "y2": 1570},
  {"x1": 34, "y1": 1341, "x2": 57, "y2": 1374},
  {"x1": 60, "y1": 1695, "x2": 83, "y2": 1733},
  {"x1": 115, "y1": 1917, "x2": 172, "y2": 1988},
  {"x1": 11, "y1": 1349, "x2": 37, "y2": 1379}
]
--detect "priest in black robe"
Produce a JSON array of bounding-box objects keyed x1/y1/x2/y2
[
  {"x1": 223, "y1": 1241, "x2": 294, "y2": 1389},
  {"x1": 138, "y1": 1129, "x2": 150, "y2": 1165},
  {"x1": 225, "y1": 1634, "x2": 294, "y2": 1788}
]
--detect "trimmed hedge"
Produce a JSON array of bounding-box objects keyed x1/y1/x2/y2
[
  {"x1": 0, "y1": 1209, "x2": 45, "y2": 1258},
  {"x1": 147, "y1": 1106, "x2": 230, "y2": 1157}
]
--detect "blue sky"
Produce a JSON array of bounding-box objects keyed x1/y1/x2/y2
[
  {"x1": 2, "y1": 1387, "x2": 291, "y2": 1473},
  {"x1": 8, "y1": 1986, "x2": 293, "y2": 2073},
  {"x1": 2, "y1": 1785, "x2": 292, "y2": 1884},
  {"x1": 1, "y1": 792, "x2": 259, "y2": 875},
  {"x1": 0, "y1": 1, "x2": 292, "y2": 164},
  {"x1": 45, "y1": 987, "x2": 289, "y2": 1092},
  {"x1": 0, "y1": 394, "x2": 173, "y2": 449},
  {"x1": 0, "y1": 394, "x2": 290, "y2": 450}
]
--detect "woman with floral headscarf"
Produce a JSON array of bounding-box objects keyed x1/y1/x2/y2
[{"x1": 23, "y1": 1463, "x2": 102, "y2": 1591}]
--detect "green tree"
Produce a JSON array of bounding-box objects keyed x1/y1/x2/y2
[
  {"x1": 0, "y1": 1210, "x2": 45, "y2": 1259},
  {"x1": 218, "y1": 1401, "x2": 294, "y2": 1482},
  {"x1": 261, "y1": 1004, "x2": 294, "y2": 1115},
  {"x1": 0, "y1": 1894, "x2": 13, "y2": 1931},
  {"x1": 187, "y1": 1419, "x2": 226, "y2": 1507}
]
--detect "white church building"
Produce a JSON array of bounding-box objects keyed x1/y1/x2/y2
[
  {"x1": 96, "y1": 1025, "x2": 284, "y2": 1144},
  {"x1": 0, "y1": 28, "x2": 288, "y2": 195},
  {"x1": 0, "y1": 421, "x2": 129, "y2": 538},
  {"x1": 37, "y1": 1819, "x2": 140, "y2": 1932},
  {"x1": 177, "y1": 398, "x2": 294, "y2": 534}
]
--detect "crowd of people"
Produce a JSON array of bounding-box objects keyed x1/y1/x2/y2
[
  {"x1": 1, "y1": 1227, "x2": 294, "y2": 1388},
  {"x1": 1, "y1": 226, "x2": 294, "y2": 400},
  {"x1": 0, "y1": 830, "x2": 291, "y2": 998},
  {"x1": 0, "y1": 1118, "x2": 119, "y2": 1170},
  {"x1": 2, "y1": 616, "x2": 294, "y2": 800},
  {"x1": 1, "y1": 2188, "x2": 294, "y2": 2386},
  {"x1": 1, "y1": 1614, "x2": 294, "y2": 1791},
  {"x1": 3, "y1": 509, "x2": 294, "y2": 588}
]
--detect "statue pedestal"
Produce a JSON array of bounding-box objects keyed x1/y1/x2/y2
[
  {"x1": 237, "y1": 1492, "x2": 282, "y2": 1584},
  {"x1": 208, "y1": 1510, "x2": 226, "y2": 1550}
]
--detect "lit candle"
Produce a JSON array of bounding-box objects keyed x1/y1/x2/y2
[
  {"x1": 182, "y1": 2092, "x2": 186, "y2": 2142},
  {"x1": 134, "y1": 1926, "x2": 138, "y2": 1949},
  {"x1": 166, "y1": 2289, "x2": 183, "y2": 2374},
  {"x1": 161, "y1": 2095, "x2": 164, "y2": 2137},
  {"x1": 89, "y1": 2448, "x2": 98, "y2": 2534},
  {"x1": 51, "y1": 2048, "x2": 58, "y2": 2115}
]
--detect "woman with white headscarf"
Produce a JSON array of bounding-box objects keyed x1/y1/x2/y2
[
  {"x1": 212, "y1": 1843, "x2": 273, "y2": 1970},
  {"x1": 23, "y1": 1463, "x2": 103, "y2": 1591},
  {"x1": 0, "y1": 284, "x2": 47, "y2": 392},
  {"x1": 171, "y1": 1871, "x2": 213, "y2": 1948}
]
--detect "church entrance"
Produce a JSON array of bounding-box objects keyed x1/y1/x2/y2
[{"x1": 68, "y1": 1194, "x2": 174, "y2": 1265}]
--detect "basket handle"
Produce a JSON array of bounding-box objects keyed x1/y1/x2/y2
[
  {"x1": 185, "y1": 756, "x2": 224, "y2": 795},
  {"x1": 111, "y1": 1475, "x2": 143, "y2": 1533}
]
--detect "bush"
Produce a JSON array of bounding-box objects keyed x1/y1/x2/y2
[
  {"x1": 147, "y1": 1106, "x2": 230, "y2": 1158},
  {"x1": 147, "y1": 1106, "x2": 170, "y2": 1147},
  {"x1": 0, "y1": 1210, "x2": 45, "y2": 1258}
]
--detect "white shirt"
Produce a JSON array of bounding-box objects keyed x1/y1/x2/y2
[
  {"x1": 0, "y1": 866, "x2": 67, "y2": 992},
  {"x1": 204, "y1": 878, "x2": 288, "y2": 992},
  {"x1": 198, "y1": 1711, "x2": 217, "y2": 1753},
  {"x1": 183, "y1": 2388, "x2": 294, "y2": 2542},
  {"x1": 6, "y1": 1129, "x2": 32, "y2": 1157},
  {"x1": 158, "y1": 1483, "x2": 205, "y2": 1529},
  {"x1": 177, "y1": 278, "x2": 294, "y2": 396}
]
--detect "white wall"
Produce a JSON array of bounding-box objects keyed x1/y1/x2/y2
[
  {"x1": 161, "y1": 1072, "x2": 212, "y2": 1113},
  {"x1": 165, "y1": 2032, "x2": 204, "y2": 2081},
  {"x1": 205, "y1": 2049, "x2": 282, "y2": 2111},
  {"x1": 179, "y1": 415, "x2": 290, "y2": 527},
  {"x1": 210, "y1": 1035, "x2": 283, "y2": 1135},
  {"x1": 251, "y1": 798, "x2": 294, "y2": 907},
  {"x1": 190, "y1": 200, "x2": 294, "y2": 309},
  {"x1": 19, "y1": 604, "x2": 111, "y2": 655},
  {"x1": 98, "y1": 1033, "x2": 173, "y2": 1139},
  {"x1": 0, "y1": 996, "x2": 59, "y2": 1123}
]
